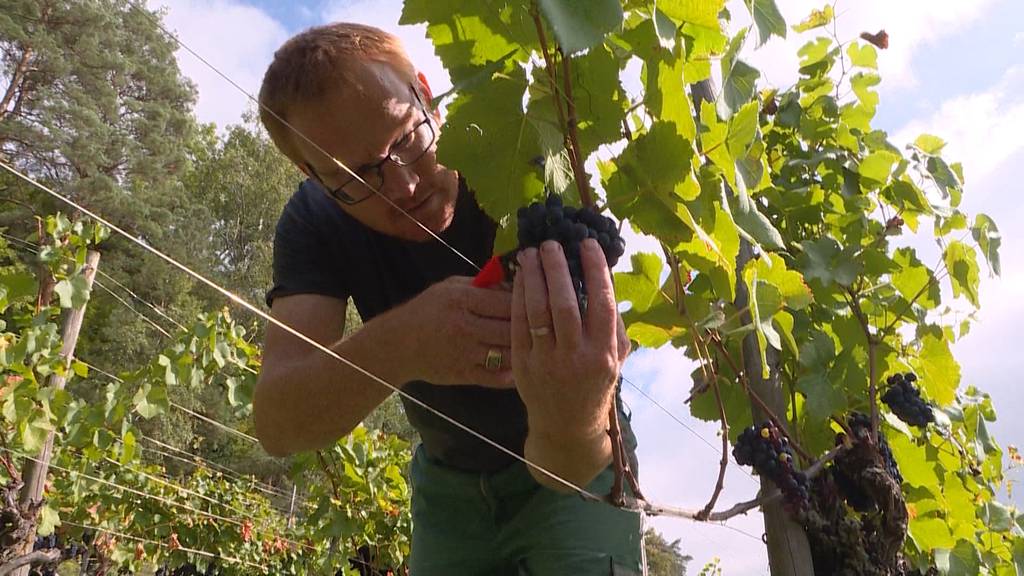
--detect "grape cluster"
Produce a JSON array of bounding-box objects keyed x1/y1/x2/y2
[
  {"x1": 514, "y1": 193, "x2": 627, "y2": 312},
  {"x1": 733, "y1": 421, "x2": 809, "y2": 513},
  {"x1": 832, "y1": 413, "x2": 903, "y2": 513},
  {"x1": 881, "y1": 372, "x2": 934, "y2": 428}
]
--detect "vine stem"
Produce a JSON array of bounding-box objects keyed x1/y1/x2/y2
[
  {"x1": 638, "y1": 445, "x2": 844, "y2": 522},
  {"x1": 660, "y1": 245, "x2": 729, "y2": 518},
  {"x1": 315, "y1": 451, "x2": 341, "y2": 501},
  {"x1": 558, "y1": 47, "x2": 593, "y2": 208},
  {"x1": 846, "y1": 290, "x2": 879, "y2": 443}
]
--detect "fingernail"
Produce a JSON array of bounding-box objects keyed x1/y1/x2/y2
[{"x1": 542, "y1": 240, "x2": 562, "y2": 254}]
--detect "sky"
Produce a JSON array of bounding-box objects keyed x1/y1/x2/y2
[{"x1": 149, "y1": 0, "x2": 1024, "y2": 573}]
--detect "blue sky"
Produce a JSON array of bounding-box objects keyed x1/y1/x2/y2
[{"x1": 152, "y1": 0, "x2": 1024, "y2": 573}]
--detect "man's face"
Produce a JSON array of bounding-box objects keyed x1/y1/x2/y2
[{"x1": 288, "y1": 60, "x2": 458, "y2": 242}]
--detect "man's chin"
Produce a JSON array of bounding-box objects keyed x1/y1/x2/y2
[{"x1": 396, "y1": 210, "x2": 454, "y2": 242}]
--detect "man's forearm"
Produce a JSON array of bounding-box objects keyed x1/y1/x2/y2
[{"x1": 254, "y1": 312, "x2": 409, "y2": 456}]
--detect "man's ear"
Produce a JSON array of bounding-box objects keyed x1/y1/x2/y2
[{"x1": 416, "y1": 71, "x2": 442, "y2": 122}]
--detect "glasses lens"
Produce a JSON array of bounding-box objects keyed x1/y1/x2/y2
[{"x1": 393, "y1": 121, "x2": 434, "y2": 165}]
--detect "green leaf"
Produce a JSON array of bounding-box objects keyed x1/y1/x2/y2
[
  {"x1": 858, "y1": 150, "x2": 899, "y2": 186},
  {"x1": 439, "y1": 64, "x2": 543, "y2": 253},
  {"x1": 729, "y1": 189, "x2": 784, "y2": 251},
  {"x1": 745, "y1": 0, "x2": 786, "y2": 47},
  {"x1": 120, "y1": 429, "x2": 136, "y2": 464},
  {"x1": 970, "y1": 213, "x2": 1001, "y2": 277},
  {"x1": 646, "y1": 54, "x2": 697, "y2": 141},
  {"x1": 942, "y1": 240, "x2": 980, "y2": 307},
  {"x1": 911, "y1": 333, "x2": 960, "y2": 406},
  {"x1": 53, "y1": 279, "x2": 74, "y2": 309},
  {"x1": 0, "y1": 271, "x2": 37, "y2": 304},
  {"x1": 537, "y1": 0, "x2": 623, "y2": 55},
  {"x1": 913, "y1": 133, "x2": 947, "y2": 155},
  {"x1": 603, "y1": 122, "x2": 695, "y2": 246},
  {"x1": 132, "y1": 383, "x2": 168, "y2": 419},
  {"x1": 726, "y1": 101, "x2": 759, "y2": 159},
  {"x1": 658, "y1": 0, "x2": 726, "y2": 29},
  {"x1": 615, "y1": 253, "x2": 665, "y2": 314},
  {"x1": 891, "y1": 248, "x2": 940, "y2": 311},
  {"x1": 745, "y1": 253, "x2": 813, "y2": 310},
  {"x1": 69, "y1": 273, "x2": 92, "y2": 308},
  {"x1": 71, "y1": 360, "x2": 89, "y2": 378},
  {"x1": 791, "y1": 5, "x2": 834, "y2": 32},
  {"x1": 846, "y1": 42, "x2": 877, "y2": 69},
  {"x1": 722, "y1": 60, "x2": 760, "y2": 117},
  {"x1": 36, "y1": 505, "x2": 61, "y2": 537},
  {"x1": 927, "y1": 155, "x2": 963, "y2": 206},
  {"x1": 20, "y1": 410, "x2": 54, "y2": 455},
  {"x1": 798, "y1": 237, "x2": 860, "y2": 287},
  {"x1": 400, "y1": 0, "x2": 534, "y2": 82},
  {"x1": 796, "y1": 371, "x2": 844, "y2": 422},
  {"x1": 909, "y1": 518, "x2": 955, "y2": 551}
]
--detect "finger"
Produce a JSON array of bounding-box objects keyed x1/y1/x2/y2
[
  {"x1": 518, "y1": 248, "x2": 554, "y2": 347},
  {"x1": 466, "y1": 284, "x2": 513, "y2": 319},
  {"x1": 511, "y1": 266, "x2": 531, "y2": 354},
  {"x1": 474, "y1": 345, "x2": 513, "y2": 373},
  {"x1": 467, "y1": 366, "x2": 515, "y2": 389},
  {"x1": 616, "y1": 312, "x2": 632, "y2": 361},
  {"x1": 580, "y1": 238, "x2": 616, "y2": 347},
  {"x1": 470, "y1": 315, "x2": 513, "y2": 347},
  {"x1": 538, "y1": 240, "x2": 582, "y2": 349}
]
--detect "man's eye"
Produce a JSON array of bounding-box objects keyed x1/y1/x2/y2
[{"x1": 392, "y1": 131, "x2": 414, "y2": 150}]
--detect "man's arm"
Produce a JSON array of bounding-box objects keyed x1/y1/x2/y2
[
  {"x1": 254, "y1": 278, "x2": 516, "y2": 457},
  {"x1": 254, "y1": 294, "x2": 410, "y2": 456}
]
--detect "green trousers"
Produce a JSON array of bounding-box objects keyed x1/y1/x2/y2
[{"x1": 408, "y1": 404, "x2": 643, "y2": 576}]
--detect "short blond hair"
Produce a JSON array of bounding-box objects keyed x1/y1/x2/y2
[{"x1": 258, "y1": 22, "x2": 417, "y2": 163}]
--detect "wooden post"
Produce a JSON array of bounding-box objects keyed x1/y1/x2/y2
[
  {"x1": 287, "y1": 485, "x2": 297, "y2": 529},
  {"x1": 689, "y1": 81, "x2": 814, "y2": 575},
  {"x1": 9, "y1": 250, "x2": 100, "y2": 576}
]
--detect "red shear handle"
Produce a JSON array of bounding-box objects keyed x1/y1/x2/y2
[{"x1": 472, "y1": 255, "x2": 506, "y2": 288}]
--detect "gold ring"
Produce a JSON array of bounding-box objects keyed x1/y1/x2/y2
[
  {"x1": 484, "y1": 348, "x2": 503, "y2": 371},
  {"x1": 529, "y1": 325, "x2": 552, "y2": 337}
]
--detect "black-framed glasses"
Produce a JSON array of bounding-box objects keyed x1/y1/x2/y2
[{"x1": 306, "y1": 84, "x2": 436, "y2": 205}]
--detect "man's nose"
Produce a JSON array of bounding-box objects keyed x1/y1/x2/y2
[{"x1": 382, "y1": 161, "x2": 419, "y2": 200}]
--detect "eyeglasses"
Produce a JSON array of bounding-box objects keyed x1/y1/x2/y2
[{"x1": 306, "y1": 85, "x2": 436, "y2": 205}]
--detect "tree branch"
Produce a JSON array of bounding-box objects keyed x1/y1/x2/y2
[
  {"x1": 636, "y1": 445, "x2": 844, "y2": 522},
  {"x1": 0, "y1": 549, "x2": 60, "y2": 576}
]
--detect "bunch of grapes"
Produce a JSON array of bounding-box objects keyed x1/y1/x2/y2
[
  {"x1": 831, "y1": 413, "x2": 904, "y2": 513},
  {"x1": 881, "y1": 372, "x2": 934, "y2": 428},
  {"x1": 513, "y1": 193, "x2": 627, "y2": 312},
  {"x1": 733, "y1": 421, "x2": 809, "y2": 513}
]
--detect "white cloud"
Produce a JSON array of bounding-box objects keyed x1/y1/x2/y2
[
  {"x1": 893, "y1": 66, "x2": 1024, "y2": 191},
  {"x1": 729, "y1": 0, "x2": 1001, "y2": 92},
  {"x1": 1015, "y1": 31, "x2": 1024, "y2": 46},
  {"x1": 150, "y1": 0, "x2": 289, "y2": 129},
  {"x1": 320, "y1": 0, "x2": 452, "y2": 96}
]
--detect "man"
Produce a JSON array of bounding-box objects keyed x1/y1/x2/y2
[{"x1": 253, "y1": 22, "x2": 642, "y2": 575}]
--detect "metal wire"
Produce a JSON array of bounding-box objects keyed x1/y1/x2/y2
[{"x1": 0, "y1": 161, "x2": 606, "y2": 505}]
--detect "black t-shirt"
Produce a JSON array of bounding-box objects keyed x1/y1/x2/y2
[{"x1": 266, "y1": 177, "x2": 529, "y2": 472}]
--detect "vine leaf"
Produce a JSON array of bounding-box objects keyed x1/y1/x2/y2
[
  {"x1": 942, "y1": 240, "x2": 981, "y2": 307},
  {"x1": 791, "y1": 5, "x2": 834, "y2": 32},
  {"x1": 971, "y1": 213, "x2": 1001, "y2": 277},
  {"x1": 536, "y1": 0, "x2": 623, "y2": 56},
  {"x1": 657, "y1": 0, "x2": 727, "y2": 30},
  {"x1": 744, "y1": 0, "x2": 787, "y2": 47}
]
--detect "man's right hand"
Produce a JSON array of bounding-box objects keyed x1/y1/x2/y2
[{"x1": 388, "y1": 276, "x2": 515, "y2": 389}]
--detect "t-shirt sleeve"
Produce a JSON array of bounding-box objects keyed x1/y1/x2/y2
[{"x1": 265, "y1": 192, "x2": 351, "y2": 308}]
